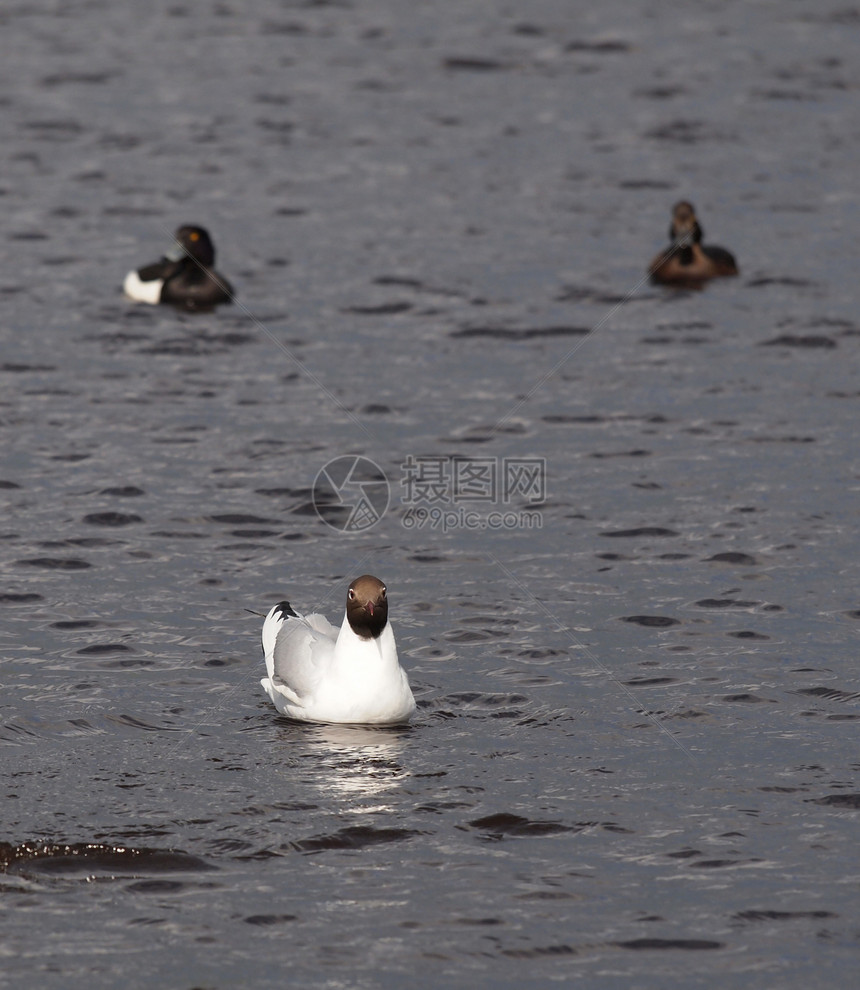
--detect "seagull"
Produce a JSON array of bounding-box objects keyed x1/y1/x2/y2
[{"x1": 260, "y1": 575, "x2": 416, "y2": 725}]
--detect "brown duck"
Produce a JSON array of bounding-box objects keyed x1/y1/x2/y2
[{"x1": 649, "y1": 201, "x2": 738, "y2": 286}]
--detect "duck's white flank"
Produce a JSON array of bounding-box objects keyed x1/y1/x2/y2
[{"x1": 123, "y1": 270, "x2": 163, "y2": 304}]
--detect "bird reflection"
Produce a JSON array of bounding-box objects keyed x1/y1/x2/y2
[{"x1": 273, "y1": 720, "x2": 412, "y2": 807}]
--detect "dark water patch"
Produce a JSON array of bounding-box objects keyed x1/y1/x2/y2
[
  {"x1": 149, "y1": 530, "x2": 207, "y2": 539},
  {"x1": 642, "y1": 336, "x2": 710, "y2": 345},
  {"x1": 373, "y1": 275, "x2": 423, "y2": 289},
  {"x1": 342, "y1": 301, "x2": 413, "y2": 315},
  {"x1": 694, "y1": 858, "x2": 763, "y2": 869},
  {"x1": 555, "y1": 285, "x2": 630, "y2": 305},
  {"x1": 22, "y1": 119, "x2": 84, "y2": 140},
  {"x1": 41, "y1": 256, "x2": 83, "y2": 268},
  {"x1": 292, "y1": 825, "x2": 422, "y2": 853},
  {"x1": 360, "y1": 403, "x2": 391, "y2": 414},
  {"x1": 75, "y1": 643, "x2": 134, "y2": 656},
  {"x1": 451, "y1": 325, "x2": 589, "y2": 340},
  {"x1": 512, "y1": 22, "x2": 545, "y2": 37},
  {"x1": 70, "y1": 537, "x2": 124, "y2": 548},
  {"x1": 40, "y1": 70, "x2": 118, "y2": 86},
  {"x1": 126, "y1": 880, "x2": 188, "y2": 894},
  {"x1": 372, "y1": 275, "x2": 465, "y2": 298},
  {"x1": 1, "y1": 362, "x2": 56, "y2": 373},
  {"x1": 761, "y1": 334, "x2": 837, "y2": 349},
  {"x1": 808, "y1": 794, "x2": 860, "y2": 809},
  {"x1": 616, "y1": 938, "x2": 723, "y2": 951},
  {"x1": 445, "y1": 630, "x2": 494, "y2": 643},
  {"x1": 15, "y1": 557, "x2": 92, "y2": 570},
  {"x1": 105, "y1": 714, "x2": 180, "y2": 733},
  {"x1": 695, "y1": 598, "x2": 761, "y2": 609},
  {"x1": 2, "y1": 842, "x2": 216, "y2": 879},
  {"x1": 625, "y1": 676, "x2": 678, "y2": 686},
  {"x1": 502, "y1": 944, "x2": 577, "y2": 959},
  {"x1": 442, "y1": 56, "x2": 513, "y2": 72},
  {"x1": 543, "y1": 414, "x2": 606, "y2": 425},
  {"x1": 256, "y1": 486, "x2": 313, "y2": 499},
  {"x1": 747, "y1": 277, "x2": 816, "y2": 288},
  {"x1": 409, "y1": 553, "x2": 449, "y2": 562},
  {"x1": 290, "y1": 500, "x2": 322, "y2": 517},
  {"x1": 727, "y1": 630, "x2": 770, "y2": 640},
  {"x1": 843, "y1": 610, "x2": 860, "y2": 620},
  {"x1": 734, "y1": 909, "x2": 837, "y2": 923},
  {"x1": 0, "y1": 592, "x2": 43, "y2": 604},
  {"x1": 0, "y1": 480, "x2": 21, "y2": 488},
  {"x1": 705, "y1": 552, "x2": 758, "y2": 565},
  {"x1": 244, "y1": 914, "x2": 298, "y2": 926},
  {"x1": 94, "y1": 658, "x2": 154, "y2": 669},
  {"x1": 203, "y1": 656, "x2": 243, "y2": 668},
  {"x1": 645, "y1": 119, "x2": 719, "y2": 143},
  {"x1": 600, "y1": 527, "x2": 678, "y2": 538},
  {"x1": 83, "y1": 512, "x2": 143, "y2": 527},
  {"x1": 464, "y1": 813, "x2": 575, "y2": 840},
  {"x1": 230, "y1": 529, "x2": 280, "y2": 539},
  {"x1": 796, "y1": 686, "x2": 860, "y2": 703},
  {"x1": 631, "y1": 88, "x2": 687, "y2": 101},
  {"x1": 666, "y1": 848, "x2": 701, "y2": 860},
  {"x1": 564, "y1": 39, "x2": 631, "y2": 53},
  {"x1": 620, "y1": 615, "x2": 680, "y2": 628},
  {"x1": 100, "y1": 486, "x2": 145, "y2": 497},
  {"x1": 722, "y1": 693, "x2": 776, "y2": 704},
  {"x1": 0, "y1": 722, "x2": 39, "y2": 743}
]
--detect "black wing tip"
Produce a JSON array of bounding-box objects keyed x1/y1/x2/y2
[{"x1": 273, "y1": 600, "x2": 299, "y2": 620}]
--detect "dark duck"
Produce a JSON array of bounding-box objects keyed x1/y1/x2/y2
[
  {"x1": 649, "y1": 201, "x2": 738, "y2": 286},
  {"x1": 124, "y1": 225, "x2": 233, "y2": 311}
]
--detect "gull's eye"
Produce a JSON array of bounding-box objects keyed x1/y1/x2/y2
[
  {"x1": 348, "y1": 588, "x2": 356, "y2": 600},
  {"x1": 380, "y1": 586, "x2": 386, "y2": 598}
]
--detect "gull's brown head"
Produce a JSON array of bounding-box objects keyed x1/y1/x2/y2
[{"x1": 346, "y1": 574, "x2": 388, "y2": 640}]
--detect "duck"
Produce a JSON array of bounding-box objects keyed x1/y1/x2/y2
[
  {"x1": 260, "y1": 575, "x2": 416, "y2": 725},
  {"x1": 649, "y1": 201, "x2": 738, "y2": 286},
  {"x1": 123, "y1": 225, "x2": 233, "y2": 311}
]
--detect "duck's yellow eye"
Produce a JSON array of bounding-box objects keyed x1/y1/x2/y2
[{"x1": 190, "y1": 231, "x2": 200, "y2": 242}]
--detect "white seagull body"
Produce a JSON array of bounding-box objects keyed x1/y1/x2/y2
[{"x1": 260, "y1": 575, "x2": 416, "y2": 725}]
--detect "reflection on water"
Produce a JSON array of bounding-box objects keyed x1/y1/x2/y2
[{"x1": 274, "y1": 721, "x2": 412, "y2": 806}]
